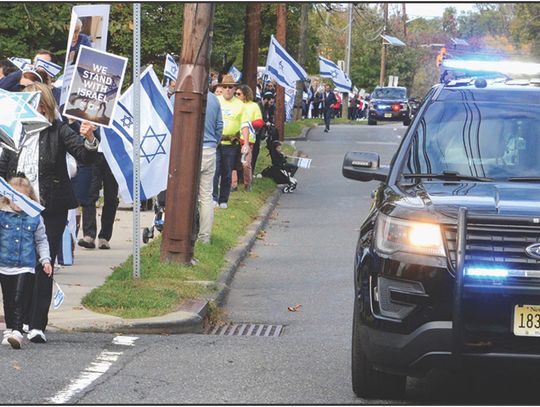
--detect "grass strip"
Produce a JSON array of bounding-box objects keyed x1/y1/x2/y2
[{"x1": 82, "y1": 143, "x2": 295, "y2": 319}]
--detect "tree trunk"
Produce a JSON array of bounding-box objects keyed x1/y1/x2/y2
[{"x1": 242, "y1": 3, "x2": 261, "y2": 92}]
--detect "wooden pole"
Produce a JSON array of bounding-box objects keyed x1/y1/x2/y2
[
  {"x1": 379, "y1": 3, "x2": 388, "y2": 87},
  {"x1": 242, "y1": 3, "x2": 261, "y2": 91},
  {"x1": 275, "y1": 3, "x2": 286, "y2": 142},
  {"x1": 294, "y1": 3, "x2": 309, "y2": 121},
  {"x1": 160, "y1": 3, "x2": 215, "y2": 264}
]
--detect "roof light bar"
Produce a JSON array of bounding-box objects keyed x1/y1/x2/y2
[{"x1": 442, "y1": 59, "x2": 540, "y2": 76}]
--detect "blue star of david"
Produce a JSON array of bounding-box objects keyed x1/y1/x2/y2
[
  {"x1": 331, "y1": 69, "x2": 338, "y2": 79},
  {"x1": 0, "y1": 90, "x2": 49, "y2": 140},
  {"x1": 121, "y1": 115, "x2": 133, "y2": 129},
  {"x1": 140, "y1": 126, "x2": 167, "y2": 164}
]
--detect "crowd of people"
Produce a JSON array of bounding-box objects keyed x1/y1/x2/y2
[{"x1": 0, "y1": 48, "x2": 112, "y2": 349}]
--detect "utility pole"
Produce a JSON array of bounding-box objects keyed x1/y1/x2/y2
[
  {"x1": 242, "y1": 3, "x2": 261, "y2": 92},
  {"x1": 275, "y1": 3, "x2": 286, "y2": 142},
  {"x1": 379, "y1": 3, "x2": 388, "y2": 86},
  {"x1": 161, "y1": 3, "x2": 215, "y2": 264},
  {"x1": 342, "y1": 2, "x2": 353, "y2": 119},
  {"x1": 294, "y1": 3, "x2": 309, "y2": 121},
  {"x1": 403, "y1": 3, "x2": 407, "y2": 40}
]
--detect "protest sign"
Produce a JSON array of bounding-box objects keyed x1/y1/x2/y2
[
  {"x1": 60, "y1": 4, "x2": 110, "y2": 106},
  {"x1": 63, "y1": 46, "x2": 128, "y2": 127}
]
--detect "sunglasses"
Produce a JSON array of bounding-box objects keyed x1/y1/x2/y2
[{"x1": 222, "y1": 85, "x2": 235, "y2": 89}]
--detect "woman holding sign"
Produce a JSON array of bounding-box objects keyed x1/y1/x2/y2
[{"x1": 0, "y1": 82, "x2": 98, "y2": 344}]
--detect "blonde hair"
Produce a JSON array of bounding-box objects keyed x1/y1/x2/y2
[
  {"x1": 1, "y1": 176, "x2": 38, "y2": 207},
  {"x1": 23, "y1": 82, "x2": 56, "y2": 122}
]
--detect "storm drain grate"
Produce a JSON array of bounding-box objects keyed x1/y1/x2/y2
[{"x1": 204, "y1": 323, "x2": 284, "y2": 337}]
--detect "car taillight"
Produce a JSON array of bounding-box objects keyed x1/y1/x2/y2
[{"x1": 391, "y1": 103, "x2": 400, "y2": 112}]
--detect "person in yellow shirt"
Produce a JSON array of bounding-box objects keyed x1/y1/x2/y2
[
  {"x1": 232, "y1": 85, "x2": 264, "y2": 192},
  {"x1": 212, "y1": 74, "x2": 247, "y2": 209}
]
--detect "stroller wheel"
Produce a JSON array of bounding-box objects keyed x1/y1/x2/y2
[
  {"x1": 283, "y1": 186, "x2": 290, "y2": 193},
  {"x1": 290, "y1": 183, "x2": 297, "y2": 191},
  {"x1": 142, "y1": 227, "x2": 151, "y2": 244}
]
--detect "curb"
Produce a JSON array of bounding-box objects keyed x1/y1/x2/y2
[
  {"x1": 287, "y1": 124, "x2": 314, "y2": 141},
  {"x1": 52, "y1": 188, "x2": 282, "y2": 335}
]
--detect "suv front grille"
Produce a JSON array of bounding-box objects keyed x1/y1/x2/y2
[{"x1": 443, "y1": 223, "x2": 540, "y2": 271}]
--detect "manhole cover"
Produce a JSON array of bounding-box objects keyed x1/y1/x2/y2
[{"x1": 204, "y1": 323, "x2": 284, "y2": 337}]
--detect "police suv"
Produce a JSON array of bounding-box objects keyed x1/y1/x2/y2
[{"x1": 343, "y1": 75, "x2": 540, "y2": 398}]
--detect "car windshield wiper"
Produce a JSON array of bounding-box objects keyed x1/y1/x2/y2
[
  {"x1": 507, "y1": 177, "x2": 540, "y2": 182},
  {"x1": 402, "y1": 171, "x2": 493, "y2": 182}
]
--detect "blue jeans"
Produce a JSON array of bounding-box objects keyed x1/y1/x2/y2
[{"x1": 213, "y1": 143, "x2": 239, "y2": 204}]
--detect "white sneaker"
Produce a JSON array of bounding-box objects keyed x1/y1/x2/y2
[
  {"x1": 7, "y1": 330, "x2": 23, "y2": 349},
  {"x1": 2, "y1": 329, "x2": 12, "y2": 346},
  {"x1": 27, "y1": 329, "x2": 46, "y2": 343},
  {"x1": 219, "y1": 203, "x2": 228, "y2": 209},
  {"x1": 213, "y1": 201, "x2": 219, "y2": 208}
]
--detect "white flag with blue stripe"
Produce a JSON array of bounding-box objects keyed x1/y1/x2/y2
[
  {"x1": 0, "y1": 177, "x2": 44, "y2": 217},
  {"x1": 319, "y1": 56, "x2": 353, "y2": 93},
  {"x1": 265, "y1": 35, "x2": 308, "y2": 89},
  {"x1": 34, "y1": 57, "x2": 62, "y2": 77},
  {"x1": 228, "y1": 65, "x2": 242, "y2": 83},
  {"x1": 8, "y1": 57, "x2": 31, "y2": 71},
  {"x1": 101, "y1": 66, "x2": 172, "y2": 203},
  {"x1": 163, "y1": 53, "x2": 179, "y2": 82}
]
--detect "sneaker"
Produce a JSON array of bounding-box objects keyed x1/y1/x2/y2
[
  {"x1": 78, "y1": 236, "x2": 95, "y2": 249},
  {"x1": 27, "y1": 329, "x2": 46, "y2": 343},
  {"x1": 245, "y1": 185, "x2": 252, "y2": 192},
  {"x1": 213, "y1": 201, "x2": 219, "y2": 208},
  {"x1": 7, "y1": 330, "x2": 23, "y2": 349},
  {"x1": 231, "y1": 186, "x2": 238, "y2": 192},
  {"x1": 219, "y1": 203, "x2": 228, "y2": 209},
  {"x1": 98, "y1": 238, "x2": 110, "y2": 250},
  {"x1": 2, "y1": 329, "x2": 12, "y2": 346}
]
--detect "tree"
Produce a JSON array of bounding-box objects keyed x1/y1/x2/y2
[{"x1": 442, "y1": 7, "x2": 457, "y2": 37}]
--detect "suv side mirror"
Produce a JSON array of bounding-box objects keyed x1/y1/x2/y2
[{"x1": 342, "y1": 152, "x2": 389, "y2": 182}]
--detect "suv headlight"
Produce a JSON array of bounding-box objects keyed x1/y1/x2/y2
[{"x1": 375, "y1": 214, "x2": 445, "y2": 257}]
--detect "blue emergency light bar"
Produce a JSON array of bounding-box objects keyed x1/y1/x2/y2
[{"x1": 442, "y1": 59, "x2": 540, "y2": 76}]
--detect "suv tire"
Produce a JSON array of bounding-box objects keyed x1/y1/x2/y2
[
  {"x1": 352, "y1": 296, "x2": 406, "y2": 399},
  {"x1": 368, "y1": 118, "x2": 377, "y2": 126},
  {"x1": 403, "y1": 117, "x2": 411, "y2": 126}
]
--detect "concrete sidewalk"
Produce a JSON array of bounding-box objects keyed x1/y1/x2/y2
[{"x1": 0, "y1": 188, "x2": 281, "y2": 335}]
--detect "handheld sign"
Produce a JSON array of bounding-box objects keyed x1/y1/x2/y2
[{"x1": 62, "y1": 46, "x2": 128, "y2": 128}]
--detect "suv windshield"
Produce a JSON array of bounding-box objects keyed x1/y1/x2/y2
[
  {"x1": 372, "y1": 88, "x2": 407, "y2": 100},
  {"x1": 402, "y1": 100, "x2": 540, "y2": 180}
]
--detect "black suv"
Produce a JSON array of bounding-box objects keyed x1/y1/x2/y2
[
  {"x1": 368, "y1": 86, "x2": 411, "y2": 126},
  {"x1": 343, "y1": 78, "x2": 540, "y2": 399}
]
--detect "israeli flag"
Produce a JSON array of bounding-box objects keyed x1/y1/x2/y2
[
  {"x1": 163, "y1": 53, "x2": 179, "y2": 82},
  {"x1": 53, "y1": 281, "x2": 65, "y2": 309},
  {"x1": 265, "y1": 35, "x2": 308, "y2": 89},
  {"x1": 319, "y1": 56, "x2": 353, "y2": 93},
  {"x1": 8, "y1": 57, "x2": 31, "y2": 71},
  {"x1": 0, "y1": 176, "x2": 44, "y2": 217},
  {"x1": 101, "y1": 65, "x2": 173, "y2": 204},
  {"x1": 228, "y1": 65, "x2": 242, "y2": 83},
  {"x1": 34, "y1": 57, "x2": 62, "y2": 77}
]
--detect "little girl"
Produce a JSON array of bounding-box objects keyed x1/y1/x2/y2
[{"x1": 0, "y1": 176, "x2": 51, "y2": 349}]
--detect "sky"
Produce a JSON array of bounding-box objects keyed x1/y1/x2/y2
[{"x1": 403, "y1": 2, "x2": 477, "y2": 19}]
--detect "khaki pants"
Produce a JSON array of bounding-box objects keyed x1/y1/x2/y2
[
  {"x1": 231, "y1": 144, "x2": 253, "y2": 189},
  {"x1": 198, "y1": 147, "x2": 216, "y2": 243}
]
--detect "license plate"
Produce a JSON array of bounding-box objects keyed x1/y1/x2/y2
[
  {"x1": 384, "y1": 113, "x2": 393, "y2": 118},
  {"x1": 513, "y1": 305, "x2": 540, "y2": 336}
]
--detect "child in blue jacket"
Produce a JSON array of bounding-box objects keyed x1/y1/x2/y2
[{"x1": 0, "y1": 176, "x2": 51, "y2": 349}]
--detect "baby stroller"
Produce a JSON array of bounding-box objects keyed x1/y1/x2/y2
[
  {"x1": 260, "y1": 123, "x2": 298, "y2": 193},
  {"x1": 142, "y1": 190, "x2": 166, "y2": 243}
]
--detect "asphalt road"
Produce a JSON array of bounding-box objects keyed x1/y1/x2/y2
[{"x1": 2, "y1": 123, "x2": 539, "y2": 404}]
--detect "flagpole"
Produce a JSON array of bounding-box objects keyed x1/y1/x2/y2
[{"x1": 132, "y1": 3, "x2": 141, "y2": 279}]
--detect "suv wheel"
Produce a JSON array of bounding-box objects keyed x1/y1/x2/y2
[
  {"x1": 368, "y1": 118, "x2": 377, "y2": 125},
  {"x1": 403, "y1": 117, "x2": 411, "y2": 126},
  {"x1": 351, "y1": 295, "x2": 406, "y2": 399}
]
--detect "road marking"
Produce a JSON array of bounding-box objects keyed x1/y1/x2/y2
[
  {"x1": 47, "y1": 336, "x2": 138, "y2": 404},
  {"x1": 355, "y1": 141, "x2": 399, "y2": 145}
]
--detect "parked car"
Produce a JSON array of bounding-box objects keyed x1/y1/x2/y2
[
  {"x1": 343, "y1": 77, "x2": 540, "y2": 399},
  {"x1": 367, "y1": 86, "x2": 411, "y2": 126}
]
